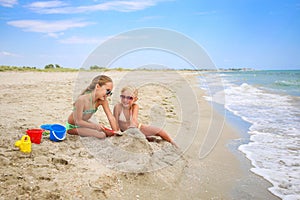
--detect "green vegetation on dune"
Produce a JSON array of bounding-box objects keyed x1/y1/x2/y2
[
  {"x1": 0, "y1": 65, "x2": 78, "y2": 72},
  {"x1": 0, "y1": 64, "x2": 133, "y2": 72},
  {"x1": 0, "y1": 65, "x2": 254, "y2": 72}
]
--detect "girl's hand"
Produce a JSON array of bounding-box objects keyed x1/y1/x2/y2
[
  {"x1": 127, "y1": 118, "x2": 136, "y2": 129},
  {"x1": 98, "y1": 97, "x2": 108, "y2": 106},
  {"x1": 94, "y1": 123, "x2": 104, "y2": 132},
  {"x1": 102, "y1": 126, "x2": 116, "y2": 137},
  {"x1": 129, "y1": 118, "x2": 138, "y2": 129}
]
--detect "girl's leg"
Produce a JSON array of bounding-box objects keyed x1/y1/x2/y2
[
  {"x1": 67, "y1": 129, "x2": 79, "y2": 135},
  {"x1": 68, "y1": 127, "x2": 106, "y2": 139},
  {"x1": 140, "y1": 124, "x2": 177, "y2": 146}
]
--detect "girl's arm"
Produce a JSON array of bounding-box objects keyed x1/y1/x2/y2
[
  {"x1": 113, "y1": 104, "x2": 120, "y2": 131},
  {"x1": 101, "y1": 99, "x2": 118, "y2": 131},
  {"x1": 130, "y1": 104, "x2": 139, "y2": 127}
]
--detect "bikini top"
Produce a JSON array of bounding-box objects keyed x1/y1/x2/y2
[
  {"x1": 119, "y1": 107, "x2": 132, "y2": 122},
  {"x1": 83, "y1": 108, "x2": 98, "y2": 114}
]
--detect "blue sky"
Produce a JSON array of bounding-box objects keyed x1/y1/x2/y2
[{"x1": 0, "y1": 0, "x2": 299, "y2": 70}]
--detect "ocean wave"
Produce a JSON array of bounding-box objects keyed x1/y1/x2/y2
[
  {"x1": 201, "y1": 76, "x2": 300, "y2": 199},
  {"x1": 275, "y1": 80, "x2": 300, "y2": 87},
  {"x1": 225, "y1": 82, "x2": 300, "y2": 199}
]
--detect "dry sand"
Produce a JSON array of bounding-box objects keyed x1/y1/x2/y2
[{"x1": 0, "y1": 71, "x2": 279, "y2": 199}]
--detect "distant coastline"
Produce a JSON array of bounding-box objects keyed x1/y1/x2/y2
[{"x1": 0, "y1": 65, "x2": 256, "y2": 72}]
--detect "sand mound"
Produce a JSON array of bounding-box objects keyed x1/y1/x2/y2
[{"x1": 81, "y1": 128, "x2": 186, "y2": 173}]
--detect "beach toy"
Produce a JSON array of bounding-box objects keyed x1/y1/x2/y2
[
  {"x1": 40, "y1": 124, "x2": 52, "y2": 130},
  {"x1": 103, "y1": 127, "x2": 123, "y2": 136},
  {"x1": 116, "y1": 131, "x2": 123, "y2": 136},
  {"x1": 40, "y1": 124, "x2": 51, "y2": 136},
  {"x1": 103, "y1": 126, "x2": 122, "y2": 136},
  {"x1": 15, "y1": 135, "x2": 31, "y2": 153},
  {"x1": 103, "y1": 127, "x2": 115, "y2": 134},
  {"x1": 49, "y1": 124, "x2": 66, "y2": 142},
  {"x1": 26, "y1": 129, "x2": 43, "y2": 144}
]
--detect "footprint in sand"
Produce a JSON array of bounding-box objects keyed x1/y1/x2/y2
[{"x1": 51, "y1": 157, "x2": 68, "y2": 165}]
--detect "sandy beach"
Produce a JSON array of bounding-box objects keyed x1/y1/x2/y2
[{"x1": 0, "y1": 71, "x2": 280, "y2": 199}]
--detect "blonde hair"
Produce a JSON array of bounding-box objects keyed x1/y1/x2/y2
[
  {"x1": 121, "y1": 86, "x2": 138, "y2": 97},
  {"x1": 81, "y1": 75, "x2": 112, "y2": 95}
]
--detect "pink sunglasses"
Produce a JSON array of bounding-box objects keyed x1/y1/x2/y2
[{"x1": 120, "y1": 95, "x2": 134, "y2": 100}]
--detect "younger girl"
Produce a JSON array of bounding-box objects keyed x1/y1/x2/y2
[
  {"x1": 67, "y1": 75, "x2": 117, "y2": 138},
  {"x1": 113, "y1": 86, "x2": 177, "y2": 147}
]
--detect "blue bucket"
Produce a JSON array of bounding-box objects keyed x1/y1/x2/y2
[{"x1": 49, "y1": 124, "x2": 66, "y2": 142}]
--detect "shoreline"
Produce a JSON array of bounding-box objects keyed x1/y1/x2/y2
[
  {"x1": 183, "y1": 72, "x2": 280, "y2": 199},
  {"x1": 224, "y1": 111, "x2": 281, "y2": 199},
  {"x1": 208, "y1": 96, "x2": 281, "y2": 199},
  {"x1": 0, "y1": 71, "x2": 280, "y2": 199}
]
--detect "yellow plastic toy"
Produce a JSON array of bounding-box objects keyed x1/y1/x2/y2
[{"x1": 15, "y1": 135, "x2": 31, "y2": 153}]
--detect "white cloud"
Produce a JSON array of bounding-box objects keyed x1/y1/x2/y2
[
  {"x1": 27, "y1": 0, "x2": 68, "y2": 9},
  {"x1": 0, "y1": 0, "x2": 18, "y2": 7},
  {"x1": 7, "y1": 19, "x2": 95, "y2": 36},
  {"x1": 26, "y1": 0, "x2": 170, "y2": 14},
  {"x1": 92, "y1": 0, "x2": 157, "y2": 12},
  {"x1": 47, "y1": 32, "x2": 64, "y2": 38},
  {"x1": 0, "y1": 51, "x2": 20, "y2": 57}
]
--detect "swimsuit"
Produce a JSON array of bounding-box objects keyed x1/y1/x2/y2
[
  {"x1": 67, "y1": 93, "x2": 98, "y2": 131},
  {"x1": 82, "y1": 108, "x2": 97, "y2": 114},
  {"x1": 66, "y1": 122, "x2": 80, "y2": 131},
  {"x1": 119, "y1": 107, "x2": 129, "y2": 122},
  {"x1": 118, "y1": 106, "x2": 142, "y2": 130}
]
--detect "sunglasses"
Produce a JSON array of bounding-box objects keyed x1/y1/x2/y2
[
  {"x1": 120, "y1": 95, "x2": 134, "y2": 100},
  {"x1": 106, "y1": 89, "x2": 112, "y2": 96}
]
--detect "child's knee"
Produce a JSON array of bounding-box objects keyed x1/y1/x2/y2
[{"x1": 98, "y1": 132, "x2": 107, "y2": 138}]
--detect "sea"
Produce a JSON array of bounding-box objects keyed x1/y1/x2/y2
[{"x1": 198, "y1": 70, "x2": 300, "y2": 200}]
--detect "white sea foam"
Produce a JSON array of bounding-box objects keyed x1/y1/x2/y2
[
  {"x1": 200, "y1": 73, "x2": 300, "y2": 199},
  {"x1": 225, "y1": 83, "x2": 300, "y2": 199},
  {"x1": 203, "y1": 96, "x2": 212, "y2": 101}
]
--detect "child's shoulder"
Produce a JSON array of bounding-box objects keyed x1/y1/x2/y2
[
  {"x1": 74, "y1": 94, "x2": 88, "y2": 104},
  {"x1": 114, "y1": 102, "x2": 122, "y2": 109},
  {"x1": 132, "y1": 103, "x2": 139, "y2": 109},
  {"x1": 77, "y1": 94, "x2": 86, "y2": 99}
]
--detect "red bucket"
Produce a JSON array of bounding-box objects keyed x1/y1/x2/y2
[{"x1": 26, "y1": 129, "x2": 43, "y2": 144}]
